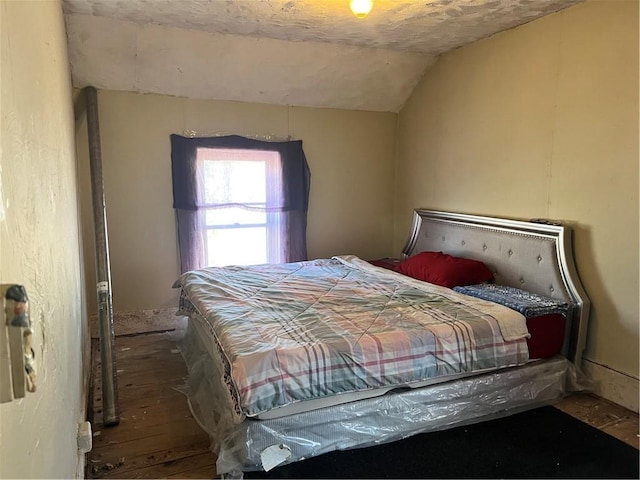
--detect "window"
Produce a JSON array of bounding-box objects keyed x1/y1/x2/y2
[
  {"x1": 198, "y1": 147, "x2": 284, "y2": 266},
  {"x1": 171, "y1": 134, "x2": 310, "y2": 273}
]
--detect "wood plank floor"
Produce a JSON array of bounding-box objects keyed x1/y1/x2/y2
[
  {"x1": 86, "y1": 331, "x2": 639, "y2": 479},
  {"x1": 87, "y1": 332, "x2": 217, "y2": 479}
]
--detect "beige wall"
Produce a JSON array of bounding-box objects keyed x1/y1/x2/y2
[
  {"x1": 396, "y1": 0, "x2": 639, "y2": 379},
  {"x1": 0, "y1": 1, "x2": 87, "y2": 478},
  {"x1": 76, "y1": 91, "x2": 397, "y2": 313}
]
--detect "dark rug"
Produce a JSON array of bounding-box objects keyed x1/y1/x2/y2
[{"x1": 245, "y1": 406, "x2": 638, "y2": 479}]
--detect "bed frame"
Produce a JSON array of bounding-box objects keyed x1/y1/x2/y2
[
  {"x1": 402, "y1": 209, "x2": 590, "y2": 366},
  {"x1": 180, "y1": 209, "x2": 591, "y2": 477}
]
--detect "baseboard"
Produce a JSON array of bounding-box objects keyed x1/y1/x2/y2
[
  {"x1": 581, "y1": 359, "x2": 639, "y2": 413},
  {"x1": 89, "y1": 307, "x2": 184, "y2": 337}
]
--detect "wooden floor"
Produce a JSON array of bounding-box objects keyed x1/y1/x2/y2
[{"x1": 86, "y1": 331, "x2": 639, "y2": 479}]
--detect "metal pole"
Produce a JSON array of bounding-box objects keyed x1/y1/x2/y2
[{"x1": 84, "y1": 86, "x2": 119, "y2": 426}]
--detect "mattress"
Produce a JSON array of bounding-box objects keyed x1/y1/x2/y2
[
  {"x1": 180, "y1": 316, "x2": 578, "y2": 476},
  {"x1": 370, "y1": 259, "x2": 568, "y2": 359},
  {"x1": 453, "y1": 283, "x2": 571, "y2": 360},
  {"x1": 187, "y1": 317, "x2": 530, "y2": 420},
  {"x1": 175, "y1": 255, "x2": 530, "y2": 421}
]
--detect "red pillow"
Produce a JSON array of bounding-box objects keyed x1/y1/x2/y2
[{"x1": 395, "y1": 251, "x2": 493, "y2": 288}]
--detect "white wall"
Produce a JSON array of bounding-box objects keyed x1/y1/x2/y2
[
  {"x1": 396, "y1": 0, "x2": 639, "y2": 408},
  {"x1": 0, "y1": 1, "x2": 87, "y2": 477}
]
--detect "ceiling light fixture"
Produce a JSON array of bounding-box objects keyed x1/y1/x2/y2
[{"x1": 350, "y1": 0, "x2": 373, "y2": 18}]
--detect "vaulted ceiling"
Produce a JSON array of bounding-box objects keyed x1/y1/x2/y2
[{"x1": 63, "y1": 0, "x2": 582, "y2": 112}]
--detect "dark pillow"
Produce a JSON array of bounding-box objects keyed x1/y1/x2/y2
[{"x1": 395, "y1": 251, "x2": 493, "y2": 288}]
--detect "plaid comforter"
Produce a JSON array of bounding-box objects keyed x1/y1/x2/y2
[{"x1": 175, "y1": 256, "x2": 530, "y2": 419}]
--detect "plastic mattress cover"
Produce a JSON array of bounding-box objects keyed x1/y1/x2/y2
[{"x1": 178, "y1": 318, "x2": 587, "y2": 479}]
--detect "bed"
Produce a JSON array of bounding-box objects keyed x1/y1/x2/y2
[{"x1": 174, "y1": 209, "x2": 590, "y2": 478}]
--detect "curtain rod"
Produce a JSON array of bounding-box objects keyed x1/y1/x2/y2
[{"x1": 182, "y1": 129, "x2": 293, "y2": 142}]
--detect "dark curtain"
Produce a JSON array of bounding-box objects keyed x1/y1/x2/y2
[{"x1": 170, "y1": 134, "x2": 311, "y2": 273}]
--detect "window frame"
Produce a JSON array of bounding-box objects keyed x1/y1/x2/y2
[{"x1": 196, "y1": 148, "x2": 284, "y2": 267}]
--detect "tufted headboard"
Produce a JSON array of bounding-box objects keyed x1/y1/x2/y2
[{"x1": 401, "y1": 209, "x2": 590, "y2": 366}]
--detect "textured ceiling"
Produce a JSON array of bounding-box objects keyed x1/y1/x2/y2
[{"x1": 63, "y1": 0, "x2": 583, "y2": 112}]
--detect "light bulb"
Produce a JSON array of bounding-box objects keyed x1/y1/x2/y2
[{"x1": 350, "y1": 0, "x2": 373, "y2": 18}]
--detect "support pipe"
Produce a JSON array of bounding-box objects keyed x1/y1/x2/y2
[{"x1": 85, "y1": 86, "x2": 119, "y2": 426}]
